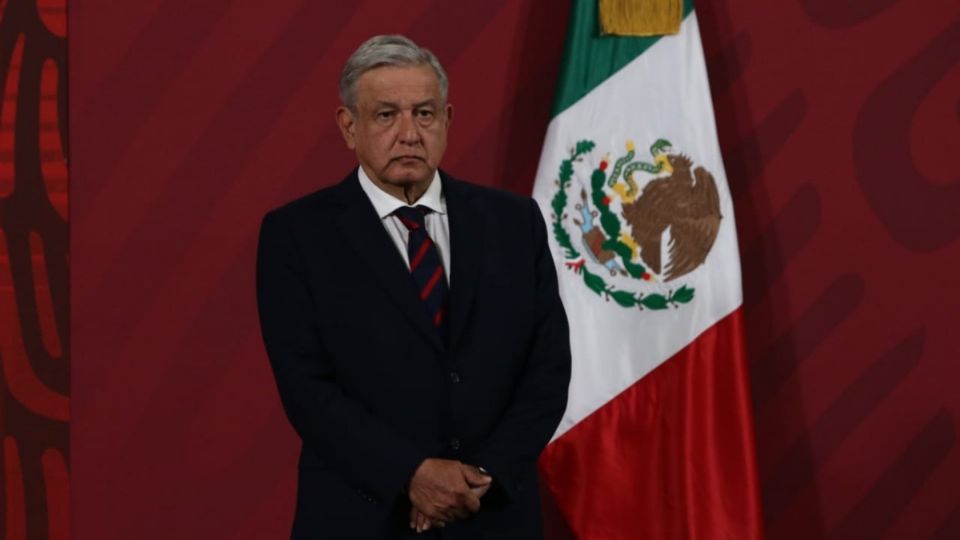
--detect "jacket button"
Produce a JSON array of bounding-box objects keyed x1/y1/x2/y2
[
  {"x1": 357, "y1": 489, "x2": 378, "y2": 505},
  {"x1": 449, "y1": 371, "x2": 461, "y2": 384},
  {"x1": 450, "y1": 437, "x2": 461, "y2": 451}
]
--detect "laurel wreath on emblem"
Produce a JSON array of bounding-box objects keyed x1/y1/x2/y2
[{"x1": 550, "y1": 139, "x2": 723, "y2": 310}]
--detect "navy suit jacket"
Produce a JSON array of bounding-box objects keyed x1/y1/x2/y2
[{"x1": 256, "y1": 169, "x2": 571, "y2": 539}]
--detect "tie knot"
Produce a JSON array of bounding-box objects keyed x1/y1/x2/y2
[{"x1": 394, "y1": 206, "x2": 430, "y2": 231}]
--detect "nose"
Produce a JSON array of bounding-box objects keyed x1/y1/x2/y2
[{"x1": 398, "y1": 110, "x2": 421, "y2": 145}]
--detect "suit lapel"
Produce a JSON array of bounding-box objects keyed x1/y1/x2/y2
[
  {"x1": 442, "y1": 173, "x2": 483, "y2": 352},
  {"x1": 333, "y1": 171, "x2": 444, "y2": 352}
]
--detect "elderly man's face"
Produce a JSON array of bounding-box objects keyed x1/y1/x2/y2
[{"x1": 337, "y1": 64, "x2": 452, "y2": 191}]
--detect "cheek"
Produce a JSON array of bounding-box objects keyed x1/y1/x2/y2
[
  {"x1": 357, "y1": 133, "x2": 393, "y2": 162},
  {"x1": 425, "y1": 133, "x2": 447, "y2": 158}
]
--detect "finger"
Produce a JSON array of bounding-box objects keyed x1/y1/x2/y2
[
  {"x1": 413, "y1": 510, "x2": 426, "y2": 533},
  {"x1": 442, "y1": 499, "x2": 468, "y2": 521},
  {"x1": 460, "y1": 464, "x2": 492, "y2": 487},
  {"x1": 448, "y1": 488, "x2": 480, "y2": 512},
  {"x1": 430, "y1": 504, "x2": 454, "y2": 524},
  {"x1": 464, "y1": 492, "x2": 482, "y2": 514},
  {"x1": 470, "y1": 483, "x2": 491, "y2": 498},
  {"x1": 417, "y1": 505, "x2": 443, "y2": 525},
  {"x1": 450, "y1": 497, "x2": 479, "y2": 518}
]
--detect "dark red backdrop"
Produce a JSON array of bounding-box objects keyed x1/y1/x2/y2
[
  {"x1": 2, "y1": 0, "x2": 957, "y2": 538},
  {"x1": 1, "y1": 0, "x2": 68, "y2": 539}
]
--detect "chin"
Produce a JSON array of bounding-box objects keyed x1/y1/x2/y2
[{"x1": 384, "y1": 167, "x2": 433, "y2": 186}]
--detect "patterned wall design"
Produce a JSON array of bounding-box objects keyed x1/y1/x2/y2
[
  {"x1": 696, "y1": 2, "x2": 959, "y2": 539},
  {"x1": 58, "y1": 0, "x2": 960, "y2": 539},
  {"x1": 0, "y1": 0, "x2": 68, "y2": 539}
]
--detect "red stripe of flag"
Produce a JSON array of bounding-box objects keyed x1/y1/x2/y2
[{"x1": 538, "y1": 308, "x2": 763, "y2": 540}]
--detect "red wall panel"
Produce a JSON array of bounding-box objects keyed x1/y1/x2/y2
[{"x1": 1, "y1": 1, "x2": 68, "y2": 539}]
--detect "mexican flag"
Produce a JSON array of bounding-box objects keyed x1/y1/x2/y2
[{"x1": 533, "y1": 1, "x2": 764, "y2": 538}]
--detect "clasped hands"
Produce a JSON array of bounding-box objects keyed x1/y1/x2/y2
[{"x1": 407, "y1": 458, "x2": 492, "y2": 533}]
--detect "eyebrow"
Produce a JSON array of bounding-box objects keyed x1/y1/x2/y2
[{"x1": 372, "y1": 99, "x2": 437, "y2": 110}]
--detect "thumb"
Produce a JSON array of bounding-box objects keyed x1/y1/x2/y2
[{"x1": 461, "y1": 464, "x2": 492, "y2": 487}]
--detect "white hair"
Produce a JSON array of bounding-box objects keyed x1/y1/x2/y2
[{"x1": 339, "y1": 34, "x2": 448, "y2": 110}]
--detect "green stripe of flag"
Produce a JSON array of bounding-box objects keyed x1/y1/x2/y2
[{"x1": 551, "y1": 0, "x2": 695, "y2": 118}]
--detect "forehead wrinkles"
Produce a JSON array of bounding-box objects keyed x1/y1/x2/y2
[
  {"x1": 355, "y1": 66, "x2": 441, "y2": 108},
  {"x1": 361, "y1": 83, "x2": 438, "y2": 106}
]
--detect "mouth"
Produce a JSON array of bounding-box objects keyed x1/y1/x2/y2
[{"x1": 392, "y1": 155, "x2": 425, "y2": 163}]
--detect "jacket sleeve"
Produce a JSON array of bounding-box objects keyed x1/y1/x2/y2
[
  {"x1": 255, "y1": 209, "x2": 430, "y2": 504},
  {"x1": 466, "y1": 198, "x2": 572, "y2": 504}
]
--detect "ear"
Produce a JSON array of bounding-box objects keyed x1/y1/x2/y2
[
  {"x1": 444, "y1": 103, "x2": 454, "y2": 128},
  {"x1": 336, "y1": 106, "x2": 357, "y2": 150}
]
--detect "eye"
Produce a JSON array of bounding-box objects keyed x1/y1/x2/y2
[
  {"x1": 415, "y1": 108, "x2": 435, "y2": 122},
  {"x1": 375, "y1": 110, "x2": 395, "y2": 121}
]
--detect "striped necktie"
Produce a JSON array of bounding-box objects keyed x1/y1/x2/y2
[{"x1": 393, "y1": 206, "x2": 449, "y2": 330}]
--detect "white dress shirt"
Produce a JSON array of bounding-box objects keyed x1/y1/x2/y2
[{"x1": 356, "y1": 166, "x2": 451, "y2": 283}]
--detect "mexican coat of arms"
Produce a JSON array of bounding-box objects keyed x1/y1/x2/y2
[{"x1": 550, "y1": 139, "x2": 722, "y2": 310}]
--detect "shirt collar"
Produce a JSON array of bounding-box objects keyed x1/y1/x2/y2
[{"x1": 357, "y1": 165, "x2": 446, "y2": 219}]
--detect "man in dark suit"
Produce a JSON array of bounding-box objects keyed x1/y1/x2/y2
[{"x1": 256, "y1": 34, "x2": 571, "y2": 539}]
